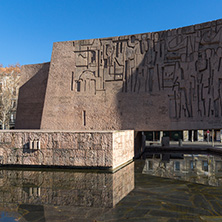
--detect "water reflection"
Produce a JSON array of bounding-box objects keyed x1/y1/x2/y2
[
  {"x1": 143, "y1": 153, "x2": 222, "y2": 186},
  {"x1": 0, "y1": 162, "x2": 134, "y2": 221}
]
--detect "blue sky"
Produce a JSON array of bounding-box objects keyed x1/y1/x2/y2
[{"x1": 1, "y1": 0, "x2": 222, "y2": 66}]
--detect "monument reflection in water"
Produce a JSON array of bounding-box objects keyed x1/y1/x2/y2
[
  {"x1": 143, "y1": 153, "x2": 222, "y2": 186},
  {"x1": 0, "y1": 162, "x2": 134, "y2": 221}
]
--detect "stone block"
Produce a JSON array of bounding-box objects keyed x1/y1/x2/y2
[
  {"x1": 43, "y1": 149, "x2": 53, "y2": 165},
  {"x1": 0, "y1": 130, "x2": 133, "y2": 169},
  {"x1": 85, "y1": 150, "x2": 97, "y2": 166},
  {"x1": 73, "y1": 150, "x2": 86, "y2": 166},
  {"x1": 97, "y1": 150, "x2": 105, "y2": 166},
  {"x1": 4, "y1": 134, "x2": 12, "y2": 143}
]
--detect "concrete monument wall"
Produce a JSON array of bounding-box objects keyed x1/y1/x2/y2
[
  {"x1": 36, "y1": 19, "x2": 222, "y2": 131},
  {"x1": 14, "y1": 19, "x2": 222, "y2": 132},
  {"x1": 16, "y1": 63, "x2": 50, "y2": 129}
]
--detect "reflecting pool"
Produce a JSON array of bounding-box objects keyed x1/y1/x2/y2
[
  {"x1": 143, "y1": 152, "x2": 222, "y2": 186},
  {"x1": 1, "y1": 153, "x2": 222, "y2": 221}
]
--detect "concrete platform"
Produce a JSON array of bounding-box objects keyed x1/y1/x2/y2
[{"x1": 0, "y1": 130, "x2": 134, "y2": 172}]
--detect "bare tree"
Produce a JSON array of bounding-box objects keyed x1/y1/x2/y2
[{"x1": 0, "y1": 65, "x2": 20, "y2": 129}]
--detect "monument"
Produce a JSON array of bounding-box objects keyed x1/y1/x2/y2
[
  {"x1": 1, "y1": 19, "x2": 222, "y2": 170},
  {"x1": 16, "y1": 19, "x2": 222, "y2": 131}
]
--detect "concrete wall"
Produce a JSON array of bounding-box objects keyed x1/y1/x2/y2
[
  {"x1": 0, "y1": 130, "x2": 134, "y2": 170},
  {"x1": 15, "y1": 62, "x2": 50, "y2": 129},
  {"x1": 35, "y1": 19, "x2": 222, "y2": 131}
]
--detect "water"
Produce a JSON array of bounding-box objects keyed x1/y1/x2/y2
[
  {"x1": 1, "y1": 153, "x2": 222, "y2": 221},
  {"x1": 143, "y1": 152, "x2": 222, "y2": 186}
]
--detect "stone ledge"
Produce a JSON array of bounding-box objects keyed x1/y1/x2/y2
[{"x1": 0, "y1": 130, "x2": 134, "y2": 171}]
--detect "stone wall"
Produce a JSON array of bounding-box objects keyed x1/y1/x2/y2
[
  {"x1": 32, "y1": 19, "x2": 222, "y2": 131},
  {"x1": 0, "y1": 130, "x2": 134, "y2": 170},
  {"x1": 113, "y1": 130, "x2": 134, "y2": 169},
  {"x1": 15, "y1": 62, "x2": 50, "y2": 129}
]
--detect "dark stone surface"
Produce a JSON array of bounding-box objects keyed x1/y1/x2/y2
[{"x1": 15, "y1": 62, "x2": 50, "y2": 129}]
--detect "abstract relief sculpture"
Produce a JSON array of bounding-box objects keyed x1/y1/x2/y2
[
  {"x1": 72, "y1": 23, "x2": 222, "y2": 118},
  {"x1": 16, "y1": 19, "x2": 222, "y2": 131}
]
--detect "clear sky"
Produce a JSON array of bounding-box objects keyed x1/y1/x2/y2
[{"x1": 1, "y1": 0, "x2": 222, "y2": 66}]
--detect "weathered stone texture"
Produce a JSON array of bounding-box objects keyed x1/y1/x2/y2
[
  {"x1": 113, "y1": 130, "x2": 134, "y2": 168},
  {"x1": 15, "y1": 62, "x2": 50, "y2": 129},
  {"x1": 23, "y1": 19, "x2": 222, "y2": 131},
  {"x1": 0, "y1": 130, "x2": 133, "y2": 169}
]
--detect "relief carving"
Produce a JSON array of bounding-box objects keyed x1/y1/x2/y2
[{"x1": 72, "y1": 20, "x2": 222, "y2": 119}]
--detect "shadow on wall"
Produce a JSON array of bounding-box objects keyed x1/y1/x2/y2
[
  {"x1": 16, "y1": 20, "x2": 222, "y2": 132},
  {"x1": 115, "y1": 34, "x2": 170, "y2": 131},
  {"x1": 116, "y1": 23, "x2": 222, "y2": 132},
  {"x1": 15, "y1": 62, "x2": 50, "y2": 129}
]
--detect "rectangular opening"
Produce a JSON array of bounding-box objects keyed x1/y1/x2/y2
[
  {"x1": 71, "y1": 72, "x2": 74, "y2": 91},
  {"x1": 91, "y1": 51, "x2": 96, "y2": 63},
  {"x1": 76, "y1": 81, "x2": 81, "y2": 92},
  {"x1": 104, "y1": 59, "x2": 107, "y2": 68},
  {"x1": 83, "y1": 110, "x2": 86, "y2": 126}
]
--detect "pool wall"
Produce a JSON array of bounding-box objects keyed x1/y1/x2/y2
[{"x1": 0, "y1": 130, "x2": 134, "y2": 171}]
